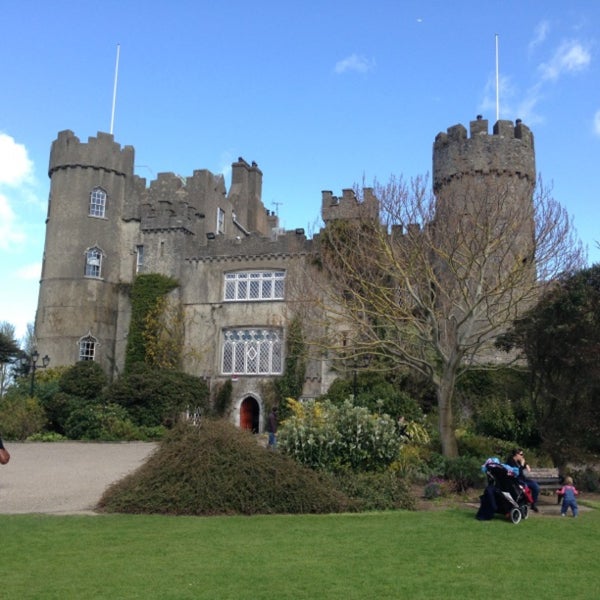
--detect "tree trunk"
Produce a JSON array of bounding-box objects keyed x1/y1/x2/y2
[{"x1": 437, "y1": 371, "x2": 459, "y2": 458}]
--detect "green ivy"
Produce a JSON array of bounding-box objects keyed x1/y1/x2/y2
[
  {"x1": 125, "y1": 274, "x2": 179, "y2": 371},
  {"x1": 274, "y1": 315, "x2": 306, "y2": 419}
]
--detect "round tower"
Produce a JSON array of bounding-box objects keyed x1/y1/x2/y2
[
  {"x1": 431, "y1": 116, "x2": 537, "y2": 356},
  {"x1": 432, "y1": 115, "x2": 536, "y2": 268},
  {"x1": 35, "y1": 130, "x2": 137, "y2": 377}
]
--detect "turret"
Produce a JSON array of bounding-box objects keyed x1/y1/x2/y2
[{"x1": 35, "y1": 131, "x2": 138, "y2": 378}]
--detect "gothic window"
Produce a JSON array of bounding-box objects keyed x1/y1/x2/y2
[
  {"x1": 79, "y1": 334, "x2": 97, "y2": 361},
  {"x1": 89, "y1": 187, "x2": 107, "y2": 218},
  {"x1": 217, "y1": 207, "x2": 225, "y2": 234},
  {"x1": 85, "y1": 247, "x2": 103, "y2": 278},
  {"x1": 222, "y1": 328, "x2": 283, "y2": 375},
  {"x1": 224, "y1": 271, "x2": 285, "y2": 301}
]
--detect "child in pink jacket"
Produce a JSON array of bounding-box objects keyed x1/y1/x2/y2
[{"x1": 556, "y1": 476, "x2": 579, "y2": 517}]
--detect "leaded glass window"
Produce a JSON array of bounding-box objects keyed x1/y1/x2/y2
[
  {"x1": 224, "y1": 271, "x2": 285, "y2": 302},
  {"x1": 222, "y1": 328, "x2": 283, "y2": 375}
]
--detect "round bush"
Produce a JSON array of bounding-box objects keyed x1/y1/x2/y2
[{"x1": 98, "y1": 420, "x2": 355, "y2": 516}]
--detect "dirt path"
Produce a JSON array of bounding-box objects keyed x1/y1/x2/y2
[{"x1": 0, "y1": 442, "x2": 157, "y2": 515}]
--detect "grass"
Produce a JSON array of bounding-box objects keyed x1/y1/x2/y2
[{"x1": 1, "y1": 507, "x2": 599, "y2": 599}]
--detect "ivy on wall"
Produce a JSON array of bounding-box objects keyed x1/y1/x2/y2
[
  {"x1": 125, "y1": 274, "x2": 179, "y2": 372},
  {"x1": 275, "y1": 315, "x2": 307, "y2": 419}
]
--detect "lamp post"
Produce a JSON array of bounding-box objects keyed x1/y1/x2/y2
[
  {"x1": 351, "y1": 355, "x2": 370, "y2": 399},
  {"x1": 20, "y1": 350, "x2": 50, "y2": 397}
]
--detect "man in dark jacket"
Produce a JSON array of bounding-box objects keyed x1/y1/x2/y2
[{"x1": 267, "y1": 407, "x2": 278, "y2": 448}]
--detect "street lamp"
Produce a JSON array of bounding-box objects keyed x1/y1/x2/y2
[
  {"x1": 351, "y1": 355, "x2": 370, "y2": 398},
  {"x1": 20, "y1": 350, "x2": 50, "y2": 397}
]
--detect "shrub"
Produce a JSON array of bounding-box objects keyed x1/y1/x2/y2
[
  {"x1": 59, "y1": 361, "x2": 108, "y2": 400},
  {"x1": 106, "y1": 363, "x2": 209, "y2": 427},
  {"x1": 279, "y1": 398, "x2": 402, "y2": 472},
  {"x1": 443, "y1": 456, "x2": 485, "y2": 492},
  {"x1": 27, "y1": 431, "x2": 67, "y2": 442},
  {"x1": 213, "y1": 379, "x2": 233, "y2": 417},
  {"x1": 98, "y1": 420, "x2": 354, "y2": 515},
  {"x1": 423, "y1": 477, "x2": 451, "y2": 500},
  {"x1": 323, "y1": 372, "x2": 424, "y2": 421},
  {"x1": 331, "y1": 470, "x2": 415, "y2": 511},
  {"x1": 0, "y1": 393, "x2": 46, "y2": 440},
  {"x1": 570, "y1": 467, "x2": 600, "y2": 493}
]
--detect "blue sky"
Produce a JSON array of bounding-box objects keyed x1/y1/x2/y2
[{"x1": 1, "y1": 0, "x2": 599, "y2": 341}]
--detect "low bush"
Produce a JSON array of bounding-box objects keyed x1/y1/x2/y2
[
  {"x1": 443, "y1": 456, "x2": 485, "y2": 492},
  {"x1": 331, "y1": 470, "x2": 415, "y2": 511},
  {"x1": 98, "y1": 419, "x2": 355, "y2": 516}
]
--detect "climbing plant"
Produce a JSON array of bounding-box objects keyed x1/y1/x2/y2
[
  {"x1": 125, "y1": 274, "x2": 179, "y2": 371},
  {"x1": 274, "y1": 315, "x2": 306, "y2": 419}
]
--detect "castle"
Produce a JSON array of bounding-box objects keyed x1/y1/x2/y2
[{"x1": 34, "y1": 116, "x2": 535, "y2": 430}]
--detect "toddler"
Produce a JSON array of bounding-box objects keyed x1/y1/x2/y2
[{"x1": 556, "y1": 476, "x2": 579, "y2": 517}]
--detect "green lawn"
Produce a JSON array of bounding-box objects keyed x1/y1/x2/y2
[{"x1": 1, "y1": 508, "x2": 598, "y2": 599}]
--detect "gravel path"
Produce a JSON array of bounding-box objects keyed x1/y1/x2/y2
[{"x1": 0, "y1": 442, "x2": 157, "y2": 515}]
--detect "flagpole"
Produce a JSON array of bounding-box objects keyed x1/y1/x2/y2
[
  {"x1": 495, "y1": 34, "x2": 500, "y2": 121},
  {"x1": 110, "y1": 43, "x2": 121, "y2": 135}
]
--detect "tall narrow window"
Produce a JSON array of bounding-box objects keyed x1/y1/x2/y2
[
  {"x1": 85, "y1": 247, "x2": 103, "y2": 278},
  {"x1": 89, "y1": 187, "x2": 107, "y2": 218},
  {"x1": 79, "y1": 334, "x2": 97, "y2": 361},
  {"x1": 222, "y1": 328, "x2": 283, "y2": 375},
  {"x1": 217, "y1": 207, "x2": 225, "y2": 234},
  {"x1": 136, "y1": 245, "x2": 144, "y2": 273}
]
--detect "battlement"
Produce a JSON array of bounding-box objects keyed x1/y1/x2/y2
[
  {"x1": 48, "y1": 130, "x2": 134, "y2": 177},
  {"x1": 433, "y1": 116, "x2": 535, "y2": 192},
  {"x1": 321, "y1": 188, "x2": 379, "y2": 223},
  {"x1": 189, "y1": 227, "x2": 312, "y2": 262},
  {"x1": 140, "y1": 169, "x2": 227, "y2": 234}
]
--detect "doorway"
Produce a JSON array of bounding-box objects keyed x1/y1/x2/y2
[{"x1": 240, "y1": 396, "x2": 260, "y2": 433}]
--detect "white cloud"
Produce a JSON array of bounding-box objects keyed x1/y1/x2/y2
[
  {"x1": 539, "y1": 40, "x2": 591, "y2": 82},
  {"x1": 334, "y1": 54, "x2": 375, "y2": 75},
  {"x1": 0, "y1": 132, "x2": 33, "y2": 186},
  {"x1": 0, "y1": 193, "x2": 26, "y2": 250},
  {"x1": 16, "y1": 262, "x2": 42, "y2": 280},
  {"x1": 594, "y1": 110, "x2": 600, "y2": 137},
  {"x1": 529, "y1": 20, "x2": 550, "y2": 53}
]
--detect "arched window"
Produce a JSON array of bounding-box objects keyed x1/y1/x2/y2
[
  {"x1": 89, "y1": 187, "x2": 107, "y2": 218},
  {"x1": 222, "y1": 328, "x2": 283, "y2": 375},
  {"x1": 79, "y1": 334, "x2": 97, "y2": 361},
  {"x1": 85, "y1": 247, "x2": 103, "y2": 278}
]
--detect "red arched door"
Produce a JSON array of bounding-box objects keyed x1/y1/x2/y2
[{"x1": 240, "y1": 397, "x2": 260, "y2": 433}]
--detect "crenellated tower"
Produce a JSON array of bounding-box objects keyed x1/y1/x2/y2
[
  {"x1": 35, "y1": 130, "x2": 139, "y2": 376},
  {"x1": 431, "y1": 116, "x2": 537, "y2": 357},
  {"x1": 432, "y1": 115, "x2": 536, "y2": 263}
]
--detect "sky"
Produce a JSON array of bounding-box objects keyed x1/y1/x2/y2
[{"x1": 1, "y1": 0, "x2": 599, "y2": 342}]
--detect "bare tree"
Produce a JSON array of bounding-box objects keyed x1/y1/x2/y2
[{"x1": 306, "y1": 176, "x2": 584, "y2": 457}]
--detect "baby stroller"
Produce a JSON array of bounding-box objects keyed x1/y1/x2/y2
[{"x1": 476, "y1": 459, "x2": 534, "y2": 524}]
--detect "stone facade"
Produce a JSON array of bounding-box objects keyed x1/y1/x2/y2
[{"x1": 34, "y1": 116, "x2": 535, "y2": 429}]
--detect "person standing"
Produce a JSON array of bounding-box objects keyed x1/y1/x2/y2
[
  {"x1": 557, "y1": 476, "x2": 579, "y2": 517},
  {"x1": 267, "y1": 406, "x2": 278, "y2": 449},
  {"x1": 506, "y1": 448, "x2": 540, "y2": 512}
]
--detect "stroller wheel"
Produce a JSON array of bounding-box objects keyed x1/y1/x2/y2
[
  {"x1": 510, "y1": 507, "x2": 522, "y2": 524},
  {"x1": 521, "y1": 506, "x2": 529, "y2": 520}
]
